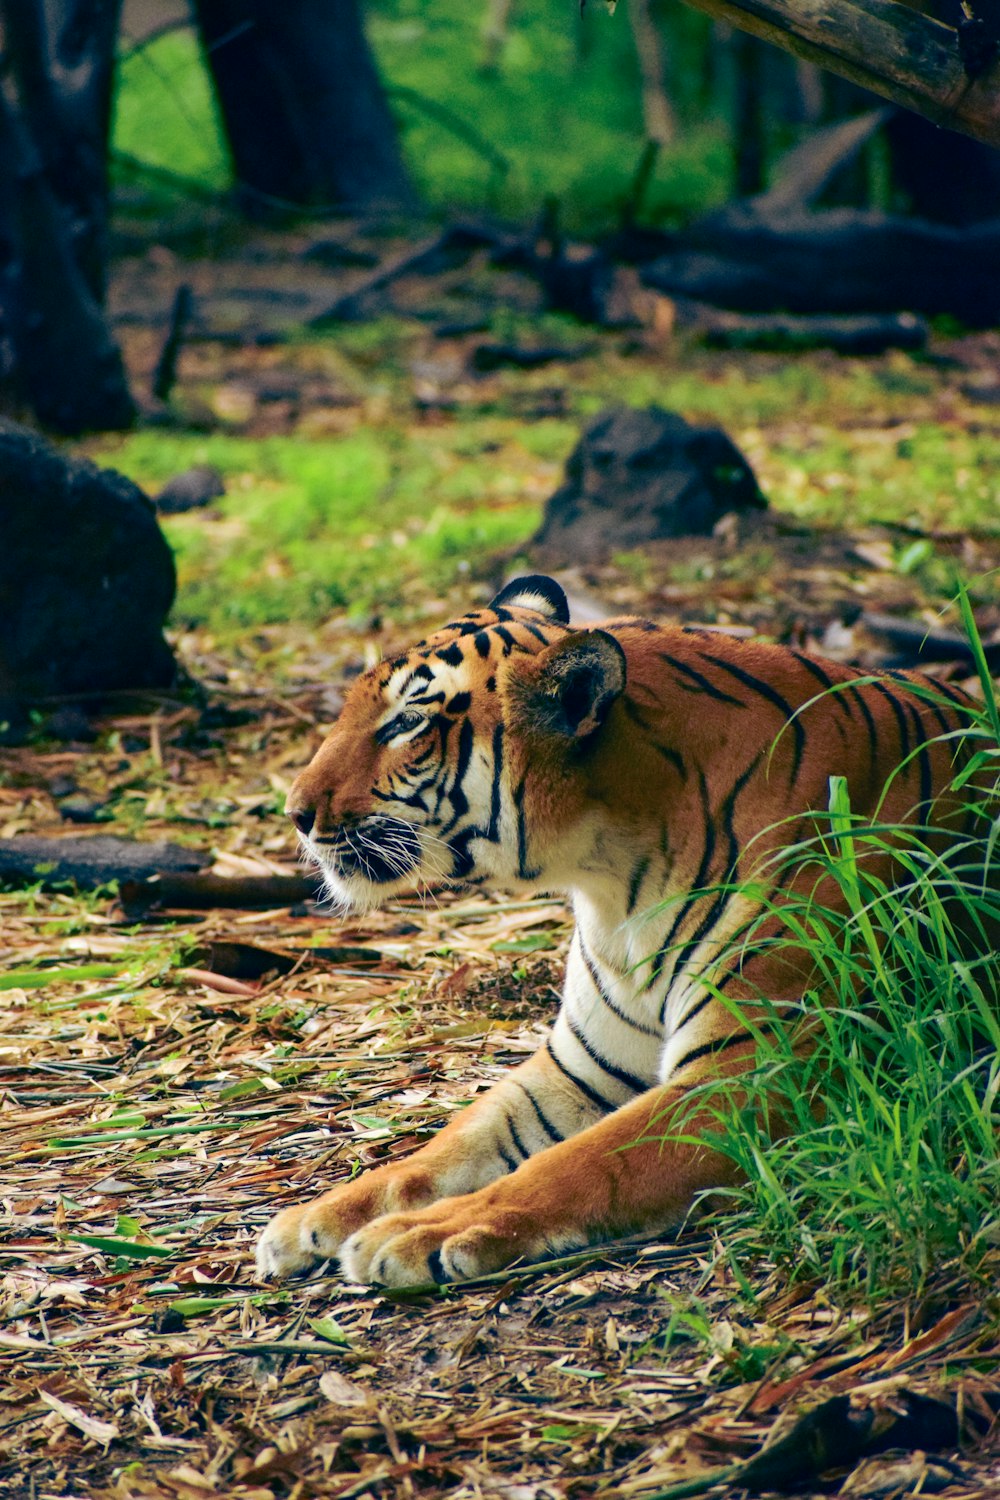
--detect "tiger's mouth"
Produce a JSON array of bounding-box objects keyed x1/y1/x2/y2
[{"x1": 312, "y1": 815, "x2": 422, "y2": 886}]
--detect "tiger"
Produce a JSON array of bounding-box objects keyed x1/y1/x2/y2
[{"x1": 255, "y1": 573, "x2": 984, "y2": 1287}]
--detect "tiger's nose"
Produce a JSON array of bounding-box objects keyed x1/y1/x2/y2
[{"x1": 289, "y1": 805, "x2": 315, "y2": 837}]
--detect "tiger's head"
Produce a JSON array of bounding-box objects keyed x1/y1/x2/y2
[{"x1": 286, "y1": 576, "x2": 627, "y2": 909}]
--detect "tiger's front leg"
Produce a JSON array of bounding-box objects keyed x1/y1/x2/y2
[
  {"x1": 255, "y1": 1044, "x2": 605, "y2": 1279},
  {"x1": 338, "y1": 1079, "x2": 745, "y2": 1286}
]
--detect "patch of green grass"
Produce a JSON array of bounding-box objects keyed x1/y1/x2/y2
[
  {"x1": 98, "y1": 427, "x2": 544, "y2": 634},
  {"x1": 659, "y1": 652, "x2": 1000, "y2": 1300},
  {"x1": 93, "y1": 341, "x2": 1000, "y2": 633},
  {"x1": 113, "y1": 30, "x2": 230, "y2": 192},
  {"x1": 369, "y1": 0, "x2": 731, "y2": 226},
  {"x1": 763, "y1": 421, "x2": 1000, "y2": 534}
]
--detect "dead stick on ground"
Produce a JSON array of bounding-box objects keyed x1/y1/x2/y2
[{"x1": 152, "y1": 283, "x2": 193, "y2": 403}]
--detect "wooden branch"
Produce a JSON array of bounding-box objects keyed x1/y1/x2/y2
[
  {"x1": 0, "y1": 836, "x2": 206, "y2": 890},
  {"x1": 119, "y1": 872, "x2": 320, "y2": 913},
  {"x1": 673, "y1": 0, "x2": 1000, "y2": 149}
]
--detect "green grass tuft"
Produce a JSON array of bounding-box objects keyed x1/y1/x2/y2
[{"x1": 653, "y1": 634, "x2": 1000, "y2": 1300}]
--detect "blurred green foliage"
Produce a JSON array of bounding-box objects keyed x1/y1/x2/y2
[{"x1": 112, "y1": 0, "x2": 732, "y2": 228}]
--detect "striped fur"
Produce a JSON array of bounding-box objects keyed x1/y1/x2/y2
[{"x1": 256, "y1": 575, "x2": 979, "y2": 1285}]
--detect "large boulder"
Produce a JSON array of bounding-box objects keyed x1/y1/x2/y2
[
  {"x1": 533, "y1": 405, "x2": 765, "y2": 565},
  {"x1": 0, "y1": 420, "x2": 176, "y2": 700}
]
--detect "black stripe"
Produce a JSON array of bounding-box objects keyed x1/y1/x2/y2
[
  {"x1": 371, "y1": 785, "x2": 427, "y2": 810},
  {"x1": 494, "y1": 625, "x2": 517, "y2": 655},
  {"x1": 487, "y1": 723, "x2": 504, "y2": 841},
  {"x1": 627, "y1": 856, "x2": 650, "y2": 915},
  {"x1": 514, "y1": 1082, "x2": 564, "y2": 1144},
  {"x1": 923, "y1": 696, "x2": 955, "y2": 740},
  {"x1": 906, "y1": 699, "x2": 933, "y2": 821},
  {"x1": 847, "y1": 685, "x2": 879, "y2": 768},
  {"x1": 655, "y1": 743, "x2": 687, "y2": 780},
  {"x1": 659, "y1": 652, "x2": 746, "y2": 707},
  {"x1": 513, "y1": 777, "x2": 539, "y2": 879},
  {"x1": 871, "y1": 680, "x2": 911, "y2": 759},
  {"x1": 672, "y1": 1029, "x2": 753, "y2": 1075},
  {"x1": 506, "y1": 1113, "x2": 529, "y2": 1160},
  {"x1": 436, "y1": 643, "x2": 464, "y2": 667},
  {"x1": 496, "y1": 1141, "x2": 519, "y2": 1172},
  {"x1": 564, "y1": 1012, "x2": 647, "y2": 1092},
  {"x1": 474, "y1": 631, "x2": 491, "y2": 659},
  {"x1": 445, "y1": 717, "x2": 474, "y2": 825},
  {"x1": 651, "y1": 770, "x2": 715, "y2": 988},
  {"x1": 447, "y1": 825, "x2": 478, "y2": 878},
  {"x1": 578, "y1": 936, "x2": 661, "y2": 1038},
  {"x1": 672, "y1": 990, "x2": 713, "y2": 1034},
  {"x1": 522, "y1": 622, "x2": 552, "y2": 645},
  {"x1": 931, "y1": 678, "x2": 974, "y2": 711},
  {"x1": 546, "y1": 1040, "x2": 618, "y2": 1113},
  {"x1": 701, "y1": 654, "x2": 805, "y2": 784},
  {"x1": 792, "y1": 651, "x2": 835, "y2": 689}
]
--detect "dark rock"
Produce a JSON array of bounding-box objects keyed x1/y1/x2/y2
[
  {"x1": 0, "y1": 419, "x2": 176, "y2": 699},
  {"x1": 45, "y1": 707, "x2": 98, "y2": 743},
  {"x1": 57, "y1": 795, "x2": 108, "y2": 824},
  {"x1": 155, "y1": 465, "x2": 226, "y2": 514},
  {"x1": 533, "y1": 406, "x2": 765, "y2": 565}
]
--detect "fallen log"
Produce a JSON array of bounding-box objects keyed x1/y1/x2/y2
[
  {"x1": 642, "y1": 207, "x2": 1000, "y2": 324},
  {"x1": 471, "y1": 342, "x2": 590, "y2": 371},
  {"x1": 858, "y1": 612, "x2": 1000, "y2": 672},
  {"x1": 671, "y1": 0, "x2": 1000, "y2": 150},
  {"x1": 694, "y1": 307, "x2": 927, "y2": 354},
  {"x1": 0, "y1": 836, "x2": 206, "y2": 890},
  {"x1": 120, "y1": 872, "x2": 320, "y2": 914}
]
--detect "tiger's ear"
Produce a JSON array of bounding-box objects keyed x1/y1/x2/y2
[
  {"x1": 511, "y1": 630, "x2": 626, "y2": 740},
  {"x1": 490, "y1": 574, "x2": 570, "y2": 624}
]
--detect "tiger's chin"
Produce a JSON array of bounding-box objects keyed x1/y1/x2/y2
[{"x1": 314, "y1": 861, "x2": 418, "y2": 914}]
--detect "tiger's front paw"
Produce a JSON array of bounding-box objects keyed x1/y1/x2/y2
[
  {"x1": 255, "y1": 1169, "x2": 437, "y2": 1281},
  {"x1": 255, "y1": 1201, "x2": 323, "y2": 1280},
  {"x1": 340, "y1": 1190, "x2": 580, "y2": 1287}
]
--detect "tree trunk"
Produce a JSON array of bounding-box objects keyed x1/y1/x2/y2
[
  {"x1": 0, "y1": 0, "x2": 134, "y2": 433},
  {"x1": 192, "y1": 0, "x2": 417, "y2": 217},
  {"x1": 674, "y1": 0, "x2": 1000, "y2": 149},
  {"x1": 2, "y1": 0, "x2": 121, "y2": 300},
  {"x1": 732, "y1": 29, "x2": 767, "y2": 193}
]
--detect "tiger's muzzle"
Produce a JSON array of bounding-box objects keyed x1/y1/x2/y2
[{"x1": 309, "y1": 815, "x2": 422, "y2": 885}]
